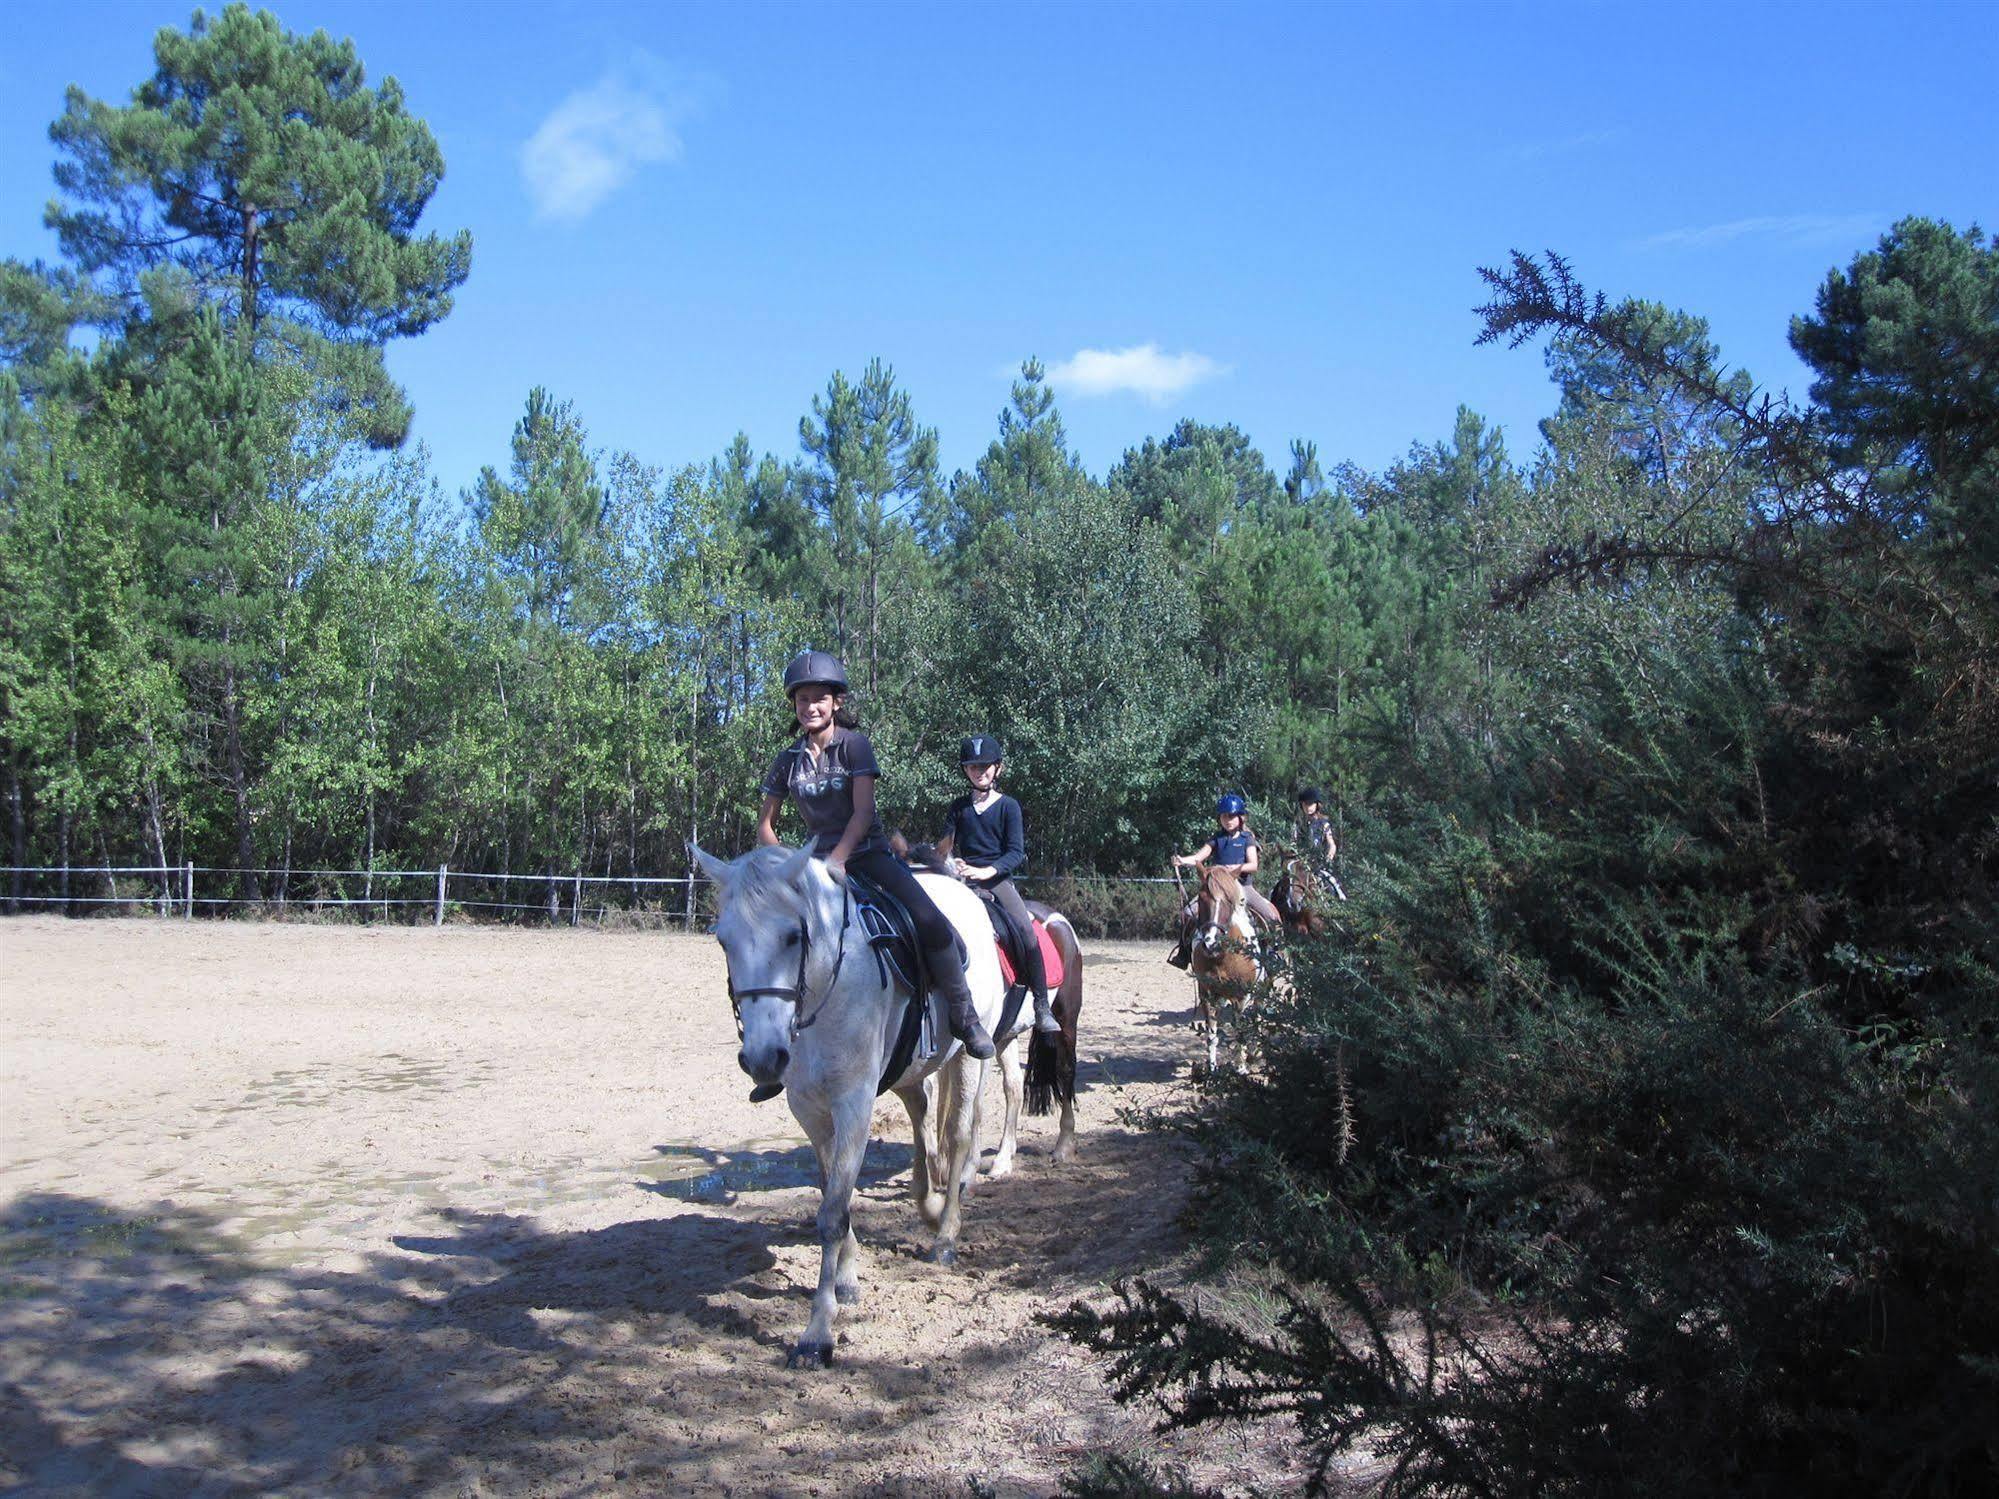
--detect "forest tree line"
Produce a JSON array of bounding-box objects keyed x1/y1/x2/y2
[{"x1": 2, "y1": 4, "x2": 1627, "y2": 911}]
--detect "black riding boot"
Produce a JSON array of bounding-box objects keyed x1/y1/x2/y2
[
  {"x1": 925, "y1": 941, "x2": 995, "y2": 1060},
  {"x1": 1031, "y1": 990, "x2": 1060, "y2": 1033}
]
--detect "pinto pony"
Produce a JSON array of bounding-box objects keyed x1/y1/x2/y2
[
  {"x1": 690, "y1": 842, "x2": 1004, "y2": 1368},
  {"x1": 897, "y1": 834, "x2": 1084, "y2": 1173},
  {"x1": 1184, "y1": 863, "x2": 1262, "y2": 1074}
]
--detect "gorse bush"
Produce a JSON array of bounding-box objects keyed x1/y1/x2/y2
[{"x1": 1054, "y1": 222, "x2": 1999, "y2": 1496}]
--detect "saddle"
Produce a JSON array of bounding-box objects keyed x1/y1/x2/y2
[
  {"x1": 972, "y1": 891, "x2": 1064, "y2": 1039},
  {"x1": 847, "y1": 872, "x2": 963, "y2": 1095}
]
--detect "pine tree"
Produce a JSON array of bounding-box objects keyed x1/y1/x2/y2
[{"x1": 44, "y1": 2, "x2": 470, "y2": 445}]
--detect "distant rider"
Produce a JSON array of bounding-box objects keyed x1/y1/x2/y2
[
  {"x1": 756, "y1": 651, "x2": 995, "y2": 1097},
  {"x1": 941, "y1": 735, "x2": 1059, "y2": 1036},
  {"x1": 1296, "y1": 786, "x2": 1337, "y2": 870},
  {"x1": 1166, "y1": 793, "x2": 1281, "y2": 967}
]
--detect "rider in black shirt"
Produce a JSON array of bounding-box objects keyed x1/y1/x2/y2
[{"x1": 941, "y1": 735, "x2": 1058, "y2": 1036}]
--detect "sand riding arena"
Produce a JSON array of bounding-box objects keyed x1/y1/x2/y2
[{"x1": 1, "y1": 917, "x2": 1308, "y2": 1495}]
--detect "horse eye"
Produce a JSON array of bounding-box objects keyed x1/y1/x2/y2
[{"x1": 783, "y1": 931, "x2": 800, "y2": 948}]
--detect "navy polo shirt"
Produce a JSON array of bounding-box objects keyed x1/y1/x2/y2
[
  {"x1": 759, "y1": 728, "x2": 887, "y2": 856},
  {"x1": 1212, "y1": 827, "x2": 1259, "y2": 871}
]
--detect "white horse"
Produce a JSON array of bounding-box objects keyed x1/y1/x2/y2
[{"x1": 690, "y1": 842, "x2": 1004, "y2": 1368}]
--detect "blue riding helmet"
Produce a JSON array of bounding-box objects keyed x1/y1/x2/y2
[
  {"x1": 1216, "y1": 793, "x2": 1247, "y2": 817},
  {"x1": 960, "y1": 734, "x2": 1003, "y2": 766}
]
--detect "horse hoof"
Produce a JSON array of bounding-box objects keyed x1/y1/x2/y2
[
  {"x1": 786, "y1": 1340, "x2": 835, "y2": 1369},
  {"x1": 926, "y1": 1243, "x2": 958, "y2": 1268},
  {"x1": 835, "y1": 1282, "x2": 861, "y2": 1306}
]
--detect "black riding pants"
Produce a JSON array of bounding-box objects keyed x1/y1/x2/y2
[
  {"x1": 979, "y1": 876, "x2": 1049, "y2": 998},
  {"x1": 845, "y1": 847, "x2": 955, "y2": 952}
]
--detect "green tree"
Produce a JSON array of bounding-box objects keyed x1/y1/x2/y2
[
  {"x1": 1789, "y1": 216, "x2": 1998, "y2": 565},
  {"x1": 43, "y1": 2, "x2": 470, "y2": 444},
  {"x1": 469, "y1": 388, "x2": 608, "y2": 631},
  {"x1": 796, "y1": 358, "x2": 940, "y2": 698}
]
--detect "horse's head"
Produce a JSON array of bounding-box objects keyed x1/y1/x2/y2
[
  {"x1": 1193, "y1": 865, "x2": 1243, "y2": 959},
  {"x1": 690, "y1": 842, "x2": 845, "y2": 1089},
  {"x1": 1280, "y1": 853, "x2": 1317, "y2": 911}
]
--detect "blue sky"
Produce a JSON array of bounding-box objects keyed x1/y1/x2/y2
[{"x1": 4, "y1": 1, "x2": 1995, "y2": 498}]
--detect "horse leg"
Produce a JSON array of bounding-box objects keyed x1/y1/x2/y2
[
  {"x1": 983, "y1": 1034, "x2": 1025, "y2": 1179},
  {"x1": 1052, "y1": 1017, "x2": 1079, "y2": 1164},
  {"x1": 955, "y1": 1057, "x2": 988, "y2": 1201},
  {"x1": 896, "y1": 1079, "x2": 946, "y2": 1230},
  {"x1": 928, "y1": 1052, "x2": 984, "y2": 1266},
  {"x1": 790, "y1": 1094, "x2": 870, "y2": 1368}
]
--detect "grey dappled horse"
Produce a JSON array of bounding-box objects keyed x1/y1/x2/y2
[{"x1": 690, "y1": 842, "x2": 1004, "y2": 1368}]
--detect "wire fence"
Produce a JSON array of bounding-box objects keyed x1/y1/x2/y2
[{"x1": 0, "y1": 862, "x2": 1189, "y2": 937}]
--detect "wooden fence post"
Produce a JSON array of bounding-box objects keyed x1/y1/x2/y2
[
  {"x1": 184, "y1": 861, "x2": 193, "y2": 919},
  {"x1": 435, "y1": 864, "x2": 448, "y2": 927},
  {"x1": 571, "y1": 871, "x2": 582, "y2": 927}
]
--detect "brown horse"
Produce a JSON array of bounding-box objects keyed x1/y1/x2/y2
[
  {"x1": 1271, "y1": 852, "x2": 1329, "y2": 936},
  {"x1": 1184, "y1": 864, "x2": 1261, "y2": 1074}
]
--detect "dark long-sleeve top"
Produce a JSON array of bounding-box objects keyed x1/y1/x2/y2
[{"x1": 942, "y1": 792, "x2": 1026, "y2": 885}]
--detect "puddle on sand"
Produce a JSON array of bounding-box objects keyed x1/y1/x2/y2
[{"x1": 634, "y1": 1137, "x2": 911, "y2": 1203}]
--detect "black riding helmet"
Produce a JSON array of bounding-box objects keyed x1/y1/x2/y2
[
  {"x1": 782, "y1": 649, "x2": 848, "y2": 698},
  {"x1": 959, "y1": 733, "x2": 1003, "y2": 766},
  {"x1": 1297, "y1": 785, "x2": 1326, "y2": 806}
]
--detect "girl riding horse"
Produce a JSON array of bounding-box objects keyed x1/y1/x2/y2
[
  {"x1": 1167, "y1": 793, "x2": 1281, "y2": 968},
  {"x1": 754, "y1": 650, "x2": 995, "y2": 1094},
  {"x1": 939, "y1": 733, "x2": 1059, "y2": 1036}
]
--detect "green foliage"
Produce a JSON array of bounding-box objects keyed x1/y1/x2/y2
[
  {"x1": 1053, "y1": 233, "x2": 1999, "y2": 1496},
  {"x1": 44, "y1": 2, "x2": 470, "y2": 444}
]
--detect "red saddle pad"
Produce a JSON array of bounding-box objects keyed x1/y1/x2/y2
[{"x1": 996, "y1": 918, "x2": 1066, "y2": 989}]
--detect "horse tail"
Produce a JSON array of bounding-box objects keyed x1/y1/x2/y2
[
  {"x1": 1026, "y1": 911, "x2": 1082, "y2": 1115},
  {"x1": 1025, "y1": 1028, "x2": 1061, "y2": 1115}
]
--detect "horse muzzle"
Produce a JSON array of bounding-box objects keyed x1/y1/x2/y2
[
  {"x1": 739, "y1": 1041, "x2": 790, "y2": 1086},
  {"x1": 734, "y1": 991, "x2": 797, "y2": 1086}
]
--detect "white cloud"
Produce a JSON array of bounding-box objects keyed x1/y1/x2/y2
[
  {"x1": 521, "y1": 73, "x2": 685, "y2": 221},
  {"x1": 1637, "y1": 213, "x2": 1881, "y2": 251},
  {"x1": 1044, "y1": 344, "x2": 1227, "y2": 403}
]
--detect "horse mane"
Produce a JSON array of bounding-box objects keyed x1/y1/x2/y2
[
  {"x1": 888, "y1": 830, "x2": 954, "y2": 875},
  {"x1": 727, "y1": 844, "x2": 815, "y2": 910}
]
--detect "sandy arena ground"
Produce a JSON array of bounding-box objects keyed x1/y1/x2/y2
[{"x1": 0, "y1": 916, "x2": 1309, "y2": 1496}]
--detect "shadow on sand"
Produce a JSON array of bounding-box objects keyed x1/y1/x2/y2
[{"x1": 0, "y1": 1097, "x2": 1197, "y2": 1496}]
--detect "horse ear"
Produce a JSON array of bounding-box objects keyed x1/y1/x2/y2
[{"x1": 688, "y1": 842, "x2": 735, "y2": 890}]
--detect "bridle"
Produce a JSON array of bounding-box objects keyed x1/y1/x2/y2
[
  {"x1": 1194, "y1": 868, "x2": 1240, "y2": 953},
  {"x1": 725, "y1": 883, "x2": 852, "y2": 1040}
]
